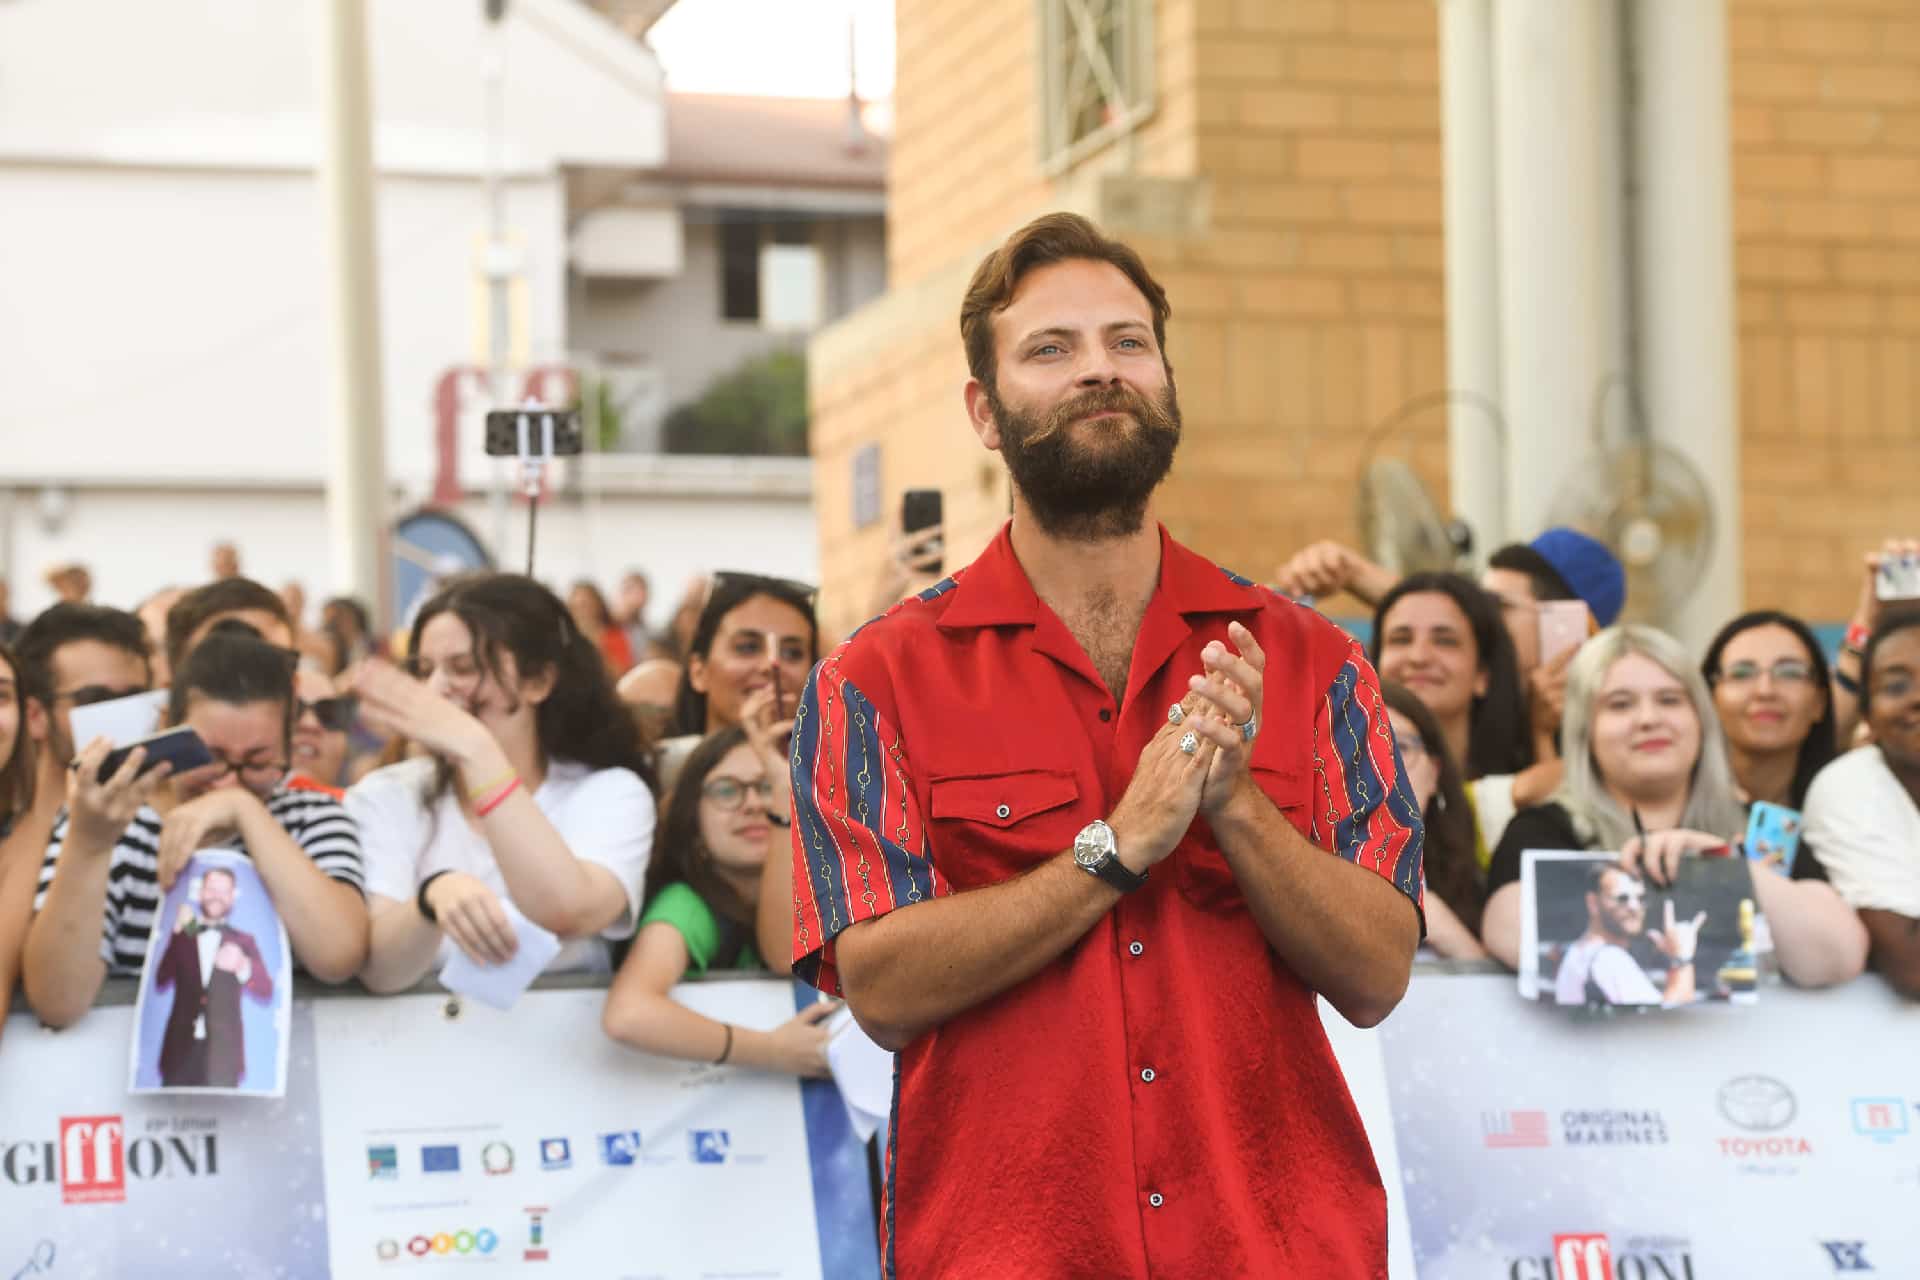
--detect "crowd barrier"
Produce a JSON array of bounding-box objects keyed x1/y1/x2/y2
[
  {"x1": 0, "y1": 976, "x2": 878, "y2": 1280},
  {"x1": 3, "y1": 966, "x2": 1916, "y2": 1278}
]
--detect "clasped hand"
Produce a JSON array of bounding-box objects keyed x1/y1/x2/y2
[{"x1": 1107, "y1": 622, "x2": 1267, "y2": 873}]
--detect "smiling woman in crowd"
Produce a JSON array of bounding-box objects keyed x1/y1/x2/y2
[
  {"x1": 1804, "y1": 607, "x2": 1920, "y2": 998},
  {"x1": 668, "y1": 572, "x2": 818, "y2": 739},
  {"x1": 1370, "y1": 573, "x2": 1532, "y2": 781},
  {"x1": 1481, "y1": 625, "x2": 1866, "y2": 989},
  {"x1": 601, "y1": 725, "x2": 833, "y2": 1076},
  {"x1": 1702, "y1": 610, "x2": 1837, "y2": 816},
  {"x1": 349, "y1": 574, "x2": 658, "y2": 992}
]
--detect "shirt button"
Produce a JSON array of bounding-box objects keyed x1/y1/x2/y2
[
  {"x1": 1148, "y1": 1192, "x2": 1164, "y2": 1208},
  {"x1": 995, "y1": 803, "x2": 1011, "y2": 819},
  {"x1": 1141, "y1": 1067, "x2": 1156, "y2": 1083},
  {"x1": 1129, "y1": 941, "x2": 1144, "y2": 956},
  {"x1": 1099, "y1": 708, "x2": 1112, "y2": 722}
]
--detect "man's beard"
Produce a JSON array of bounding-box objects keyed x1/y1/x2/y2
[{"x1": 989, "y1": 379, "x2": 1182, "y2": 541}]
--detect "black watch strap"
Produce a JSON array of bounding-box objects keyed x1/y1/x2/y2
[
  {"x1": 1091, "y1": 852, "x2": 1148, "y2": 893},
  {"x1": 417, "y1": 870, "x2": 453, "y2": 924}
]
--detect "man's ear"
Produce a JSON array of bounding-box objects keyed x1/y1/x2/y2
[
  {"x1": 963, "y1": 378, "x2": 1002, "y2": 452},
  {"x1": 24, "y1": 696, "x2": 49, "y2": 743}
]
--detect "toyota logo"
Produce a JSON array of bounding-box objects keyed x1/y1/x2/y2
[{"x1": 1718, "y1": 1075, "x2": 1796, "y2": 1131}]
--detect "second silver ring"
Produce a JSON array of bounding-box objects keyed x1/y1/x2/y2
[{"x1": 1179, "y1": 730, "x2": 1200, "y2": 756}]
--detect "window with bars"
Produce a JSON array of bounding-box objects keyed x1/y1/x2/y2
[{"x1": 1036, "y1": 0, "x2": 1155, "y2": 173}]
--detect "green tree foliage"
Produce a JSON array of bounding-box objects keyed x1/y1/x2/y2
[{"x1": 662, "y1": 350, "x2": 808, "y2": 456}]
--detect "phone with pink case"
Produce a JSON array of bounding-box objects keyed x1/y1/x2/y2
[{"x1": 1536, "y1": 599, "x2": 1590, "y2": 666}]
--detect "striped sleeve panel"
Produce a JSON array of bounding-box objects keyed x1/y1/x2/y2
[
  {"x1": 787, "y1": 649, "x2": 948, "y2": 995},
  {"x1": 265, "y1": 785, "x2": 366, "y2": 894},
  {"x1": 1310, "y1": 641, "x2": 1425, "y2": 920}
]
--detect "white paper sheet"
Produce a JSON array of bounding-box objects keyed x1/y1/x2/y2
[
  {"x1": 825, "y1": 1006, "x2": 893, "y2": 1142},
  {"x1": 436, "y1": 901, "x2": 563, "y2": 1011},
  {"x1": 70, "y1": 688, "x2": 169, "y2": 749}
]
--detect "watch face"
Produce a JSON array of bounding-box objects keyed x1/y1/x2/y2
[{"x1": 1073, "y1": 825, "x2": 1108, "y2": 868}]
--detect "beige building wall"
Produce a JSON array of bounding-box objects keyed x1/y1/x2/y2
[
  {"x1": 811, "y1": 0, "x2": 1920, "y2": 642},
  {"x1": 811, "y1": 0, "x2": 1444, "y2": 642},
  {"x1": 1729, "y1": 0, "x2": 1920, "y2": 623}
]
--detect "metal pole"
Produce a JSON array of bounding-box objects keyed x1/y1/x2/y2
[
  {"x1": 484, "y1": 2, "x2": 512, "y2": 559},
  {"x1": 317, "y1": 0, "x2": 391, "y2": 628}
]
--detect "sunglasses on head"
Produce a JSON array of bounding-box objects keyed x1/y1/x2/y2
[
  {"x1": 705, "y1": 571, "x2": 820, "y2": 611},
  {"x1": 299, "y1": 695, "x2": 358, "y2": 732}
]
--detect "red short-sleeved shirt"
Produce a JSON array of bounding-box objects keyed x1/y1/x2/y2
[{"x1": 789, "y1": 524, "x2": 1422, "y2": 1279}]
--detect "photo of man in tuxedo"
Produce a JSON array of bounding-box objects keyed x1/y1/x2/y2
[{"x1": 153, "y1": 865, "x2": 273, "y2": 1088}]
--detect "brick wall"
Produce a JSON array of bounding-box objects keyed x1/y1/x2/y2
[
  {"x1": 1729, "y1": 0, "x2": 1920, "y2": 622},
  {"x1": 810, "y1": 0, "x2": 1447, "y2": 642}
]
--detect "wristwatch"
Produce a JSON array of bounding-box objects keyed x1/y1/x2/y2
[{"x1": 1073, "y1": 820, "x2": 1147, "y2": 893}]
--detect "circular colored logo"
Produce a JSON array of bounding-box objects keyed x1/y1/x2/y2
[
  {"x1": 375, "y1": 1239, "x2": 400, "y2": 1262},
  {"x1": 482, "y1": 1141, "x2": 514, "y2": 1175},
  {"x1": 1718, "y1": 1075, "x2": 1796, "y2": 1131},
  {"x1": 475, "y1": 1229, "x2": 500, "y2": 1255},
  {"x1": 406, "y1": 1236, "x2": 431, "y2": 1257},
  {"x1": 431, "y1": 1232, "x2": 454, "y2": 1255}
]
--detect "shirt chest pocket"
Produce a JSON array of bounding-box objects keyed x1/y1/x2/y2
[
  {"x1": 1176, "y1": 765, "x2": 1313, "y2": 913},
  {"x1": 928, "y1": 769, "x2": 1082, "y2": 891}
]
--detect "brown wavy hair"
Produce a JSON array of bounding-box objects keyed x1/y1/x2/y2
[{"x1": 959, "y1": 212, "x2": 1172, "y2": 394}]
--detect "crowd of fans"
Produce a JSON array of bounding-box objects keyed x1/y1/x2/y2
[{"x1": 0, "y1": 523, "x2": 1915, "y2": 1076}]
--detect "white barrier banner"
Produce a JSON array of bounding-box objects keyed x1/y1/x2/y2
[
  {"x1": 0, "y1": 979, "x2": 879, "y2": 1280},
  {"x1": 1355, "y1": 972, "x2": 1920, "y2": 1278}
]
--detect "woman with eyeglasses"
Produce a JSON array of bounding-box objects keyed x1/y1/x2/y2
[
  {"x1": 349, "y1": 574, "x2": 659, "y2": 992},
  {"x1": 1701, "y1": 611, "x2": 1837, "y2": 819},
  {"x1": 602, "y1": 726, "x2": 834, "y2": 1075},
  {"x1": 1479, "y1": 625, "x2": 1866, "y2": 989},
  {"x1": 287, "y1": 668, "x2": 357, "y2": 797},
  {"x1": 22, "y1": 630, "x2": 369, "y2": 1029},
  {"x1": 1380, "y1": 682, "x2": 1485, "y2": 959}
]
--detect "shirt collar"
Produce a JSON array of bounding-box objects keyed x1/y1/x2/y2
[{"x1": 937, "y1": 521, "x2": 1263, "y2": 631}]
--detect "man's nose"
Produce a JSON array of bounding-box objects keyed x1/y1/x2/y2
[{"x1": 1074, "y1": 345, "x2": 1120, "y2": 386}]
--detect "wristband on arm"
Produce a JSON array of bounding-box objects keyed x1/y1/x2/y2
[{"x1": 417, "y1": 870, "x2": 453, "y2": 924}]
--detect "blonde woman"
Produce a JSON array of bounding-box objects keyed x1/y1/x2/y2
[{"x1": 1480, "y1": 625, "x2": 1866, "y2": 989}]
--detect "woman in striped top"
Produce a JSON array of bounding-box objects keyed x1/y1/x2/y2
[{"x1": 23, "y1": 630, "x2": 367, "y2": 1028}]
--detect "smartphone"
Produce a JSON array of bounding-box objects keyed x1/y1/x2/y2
[
  {"x1": 1743, "y1": 801, "x2": 1802, "y2": 876},
  {"x1": 1536, "y1": 599, "x2": 1590, "y2": 666},
  {"x1": 1876, "y1": 552, "x2": 1920, "y2": 602},
  {"x1": 901, "y1": 488, "x2": 944, "y2": 576},
  {"x1": 484, "y1": 408, "x2": 584, "y2": 458},
  {"x1": 97, "y1": 726, "x2": 215, "y2": 783}
]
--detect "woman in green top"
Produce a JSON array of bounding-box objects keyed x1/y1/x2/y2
[{"x1": 602, "y1": 726, "x2": 833, "y2": 1076}]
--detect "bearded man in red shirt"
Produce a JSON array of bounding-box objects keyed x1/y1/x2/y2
[{"x1": 787, "y1": 212, "x2": 1424, "y2": 1278}]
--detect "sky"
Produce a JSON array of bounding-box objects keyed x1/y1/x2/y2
[{"x1": 647, "y1": 0, "x2": 896, "y2": 100}]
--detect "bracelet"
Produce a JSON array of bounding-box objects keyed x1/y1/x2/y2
[
  {"x1": 476, "y1": 776, "x2": 522, "y2": 817},
  {"x1": 465, "y1": 768, "x2": 516, "y2": 804},
  {"x1": 714, "y1": 1023, "x2": 734, "y2": 1065},
  {"x1": 417, "y1": 870, "x2": 453, "y2": 924},
  {"x1": 1835, "y1": 667, "x2": 1861, "y2": 696}
]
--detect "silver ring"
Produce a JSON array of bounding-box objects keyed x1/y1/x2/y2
[
  {"x1": 1179, "y1": 731, "x2": 1199, "y2": 756},
  {"x1": 1237, "y1": 715, "x2": 1257, "y2": 743},
  {"x1": 1167, "y1": 703, "x2": 1185, "y2": 726}
]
